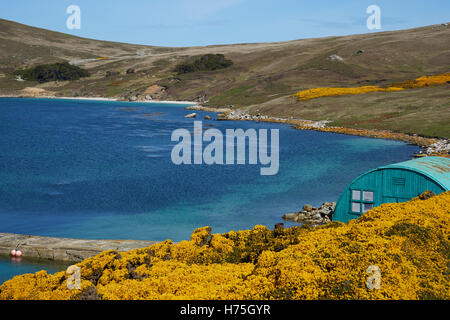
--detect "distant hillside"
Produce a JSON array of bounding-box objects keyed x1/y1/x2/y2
[{"x1": 0, "y1": 18, "x2": 449, "y2": 138}]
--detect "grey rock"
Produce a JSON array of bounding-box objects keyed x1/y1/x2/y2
[
  {"x1": 284, "y1": 200, "x2": 335, "y2": 225},
  {"x1": 328, "y1": 54, "x2": 344, "y2": 62},
  {"x1": 312, "y1": 213, "x2": 321, "y2": 220},
  {"x1": 105, "y1": 71, "x2": 120, "y2": 77},
  {"x1": 282, "y1": 213, "x2": 298, "y2": 221}
]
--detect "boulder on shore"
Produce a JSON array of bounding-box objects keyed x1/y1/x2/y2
[
  {"x1": 282, "y1": 213, "x2": 297, "y2": 220},
  {"x1": 185, "y1": 113, "x2": 197, "y2": 118},
  {"x1": 283, "y1": 202, "x2": 336, "y2": 226}
]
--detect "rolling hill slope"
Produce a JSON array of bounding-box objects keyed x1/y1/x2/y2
[{"x1": 0, "y1": 18, "x2": 449, "y2": 137}]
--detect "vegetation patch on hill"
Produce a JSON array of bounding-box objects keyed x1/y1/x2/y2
[
  {"x1": 291, "y1": 72, "x2": 450, "y2": 101},
  {"x1": 14, "y1": 62, "x2": 90, "y2": 83},
  {"x1": 0, "y1": 191, "x2": 448, "y2": 300},
  {"x1": 174, "y1": 54, "x2": 233, "y2": 74}
]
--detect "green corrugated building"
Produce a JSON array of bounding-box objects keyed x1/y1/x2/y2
[{"x1": 333, "y1": 156, "x2": 450, "y2": 223}]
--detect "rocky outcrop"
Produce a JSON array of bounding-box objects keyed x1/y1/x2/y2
[
  {"x1": 328, "y1": 54, "x2": 344, "y2": 62},
  {"x1": 412, "y1": 139, "x2": 450, "y2": 157},
  {"x1": 221, "y1": 110, "x2": 329, "y2": 128},
  {"x1": 143, "y1": 85, "x2": 167, "y2": 100},
  {"x1": 194, "y1": 94, "x2": 209, "y2": 103},
  {"x1": 283, "y1": 202, "x2": 335, "y2": 225},
  {"x1": 425, "y1": 139, "x2": 450, "y2": 155},
  {"x1": 123, "y1": 85, "x2": 167, "y2": 102},
  {"x1": 126, "y1": 94, "x2": 154, "y2": 102},
  {"x1": 0, "y1": 233, "x2": 157, "y2": 263},
  {"x1": 184, "y1": 113, "x2": 197, "y2": 118},
  {"x1": 185, "y1": 106, "x2": 232, "y2": 113},
  {"x1": 20, "y1": 87, "x2": 55, "y2": 97}
]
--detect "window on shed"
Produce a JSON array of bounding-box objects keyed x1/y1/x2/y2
[
  {"x1": 352, "y1": 190, "x2": 361, "y2": 201},
  {"x1": 351, "y1": 202, "x2": 361, "y2": 213},
  {"x1": 363, "y1": 191, "x2": 374, "y2": 202},
  {"x1": 351, "y1": 189, "x2": 374, "y2": 214},
  {"x1": 363, "y1": 203, "x2": 374, "y2": 213}
]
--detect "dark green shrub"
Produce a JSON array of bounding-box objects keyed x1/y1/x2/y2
[
  {"x1": 174, "y1": 54, "x2": 233, "y2": 74},
  {"x1": 14, "y1": 62, "x2": 90, "y2": 83}
]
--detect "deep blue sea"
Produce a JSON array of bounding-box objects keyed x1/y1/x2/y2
[{"x1": 0, "y1": 97, "x2": 419, "y2": 283}]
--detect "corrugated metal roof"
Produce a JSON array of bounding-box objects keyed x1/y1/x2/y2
[{"x1": 381, "y1": 156, "x2": 450, "y2": 190}]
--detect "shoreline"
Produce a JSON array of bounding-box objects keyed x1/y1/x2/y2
[
  {"x1": 187, "y1": 105, "x2": 449, "y2": 157},
  {"x1": 0, "y1": 95, "x2": 199, "y2": 106},
  {"x1": 2, "y1": 94, "x2": 447, "y2": 156},
  {"x1": 0, "y1": 233, "x2": 157, "y2": 263}
]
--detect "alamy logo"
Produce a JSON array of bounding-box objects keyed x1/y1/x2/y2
[
  {"x1": 366, "y1": 5, "x2": 381, "y2": 30},
  {"x1": 366, "y1": 265, "x2": 381, "y2": 290},
  {"x1": 66, "y1": 5, "x2": 81, "y2": 30},
  {"x1": 171, "y1": 121, "x2": 279, "y2": 176},
  {"x1": 66, "y1": 265, "x2": 81, "y2": 290}
]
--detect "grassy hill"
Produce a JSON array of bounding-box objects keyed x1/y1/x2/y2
[{"x1": 0, "y1": 18, "x2": 449, "y2": 138}]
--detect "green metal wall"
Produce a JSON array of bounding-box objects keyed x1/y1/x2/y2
[{"x1": 333, "y1": 168, "x2": 446, "y2": 223}]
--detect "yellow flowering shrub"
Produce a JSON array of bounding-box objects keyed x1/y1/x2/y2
[
  {"x1": 291, "y1": 72, "x2": 450, "y2": 101},
  {"x1": 393, "y1": 73, "x2": 450, "y2": 89},
  {"x1": 291, "y1": 86, "x2": 403, "y2": 101},
  {"x1": 1, "y1": 192, "x2": 449, "y2": 300}
]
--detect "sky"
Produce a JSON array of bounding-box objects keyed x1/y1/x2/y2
[{"x1": 0, "y1": 0, "x2": 449, "y2": 47}]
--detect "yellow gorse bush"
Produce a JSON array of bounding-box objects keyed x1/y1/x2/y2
[
  {"x1": 0, "y1": 192, "x2": 449, "y2": 300},
  {"x1": 393, "y1": 73, "x2": 450, "y2": 89},
  {"x1": 291, "y1": 73, "x2": 450, "y2": 101},
  {"x1": 291, "y1": 86, "x2": 403, "y2": 101}
]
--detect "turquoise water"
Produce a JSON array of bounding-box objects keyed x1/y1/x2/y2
[
  {"x1": 0, "y1": 97, "x2": 419, "y2": 282},
  {"x1": 0, "y1": 255, "x2": 71, "y2": 285}
]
